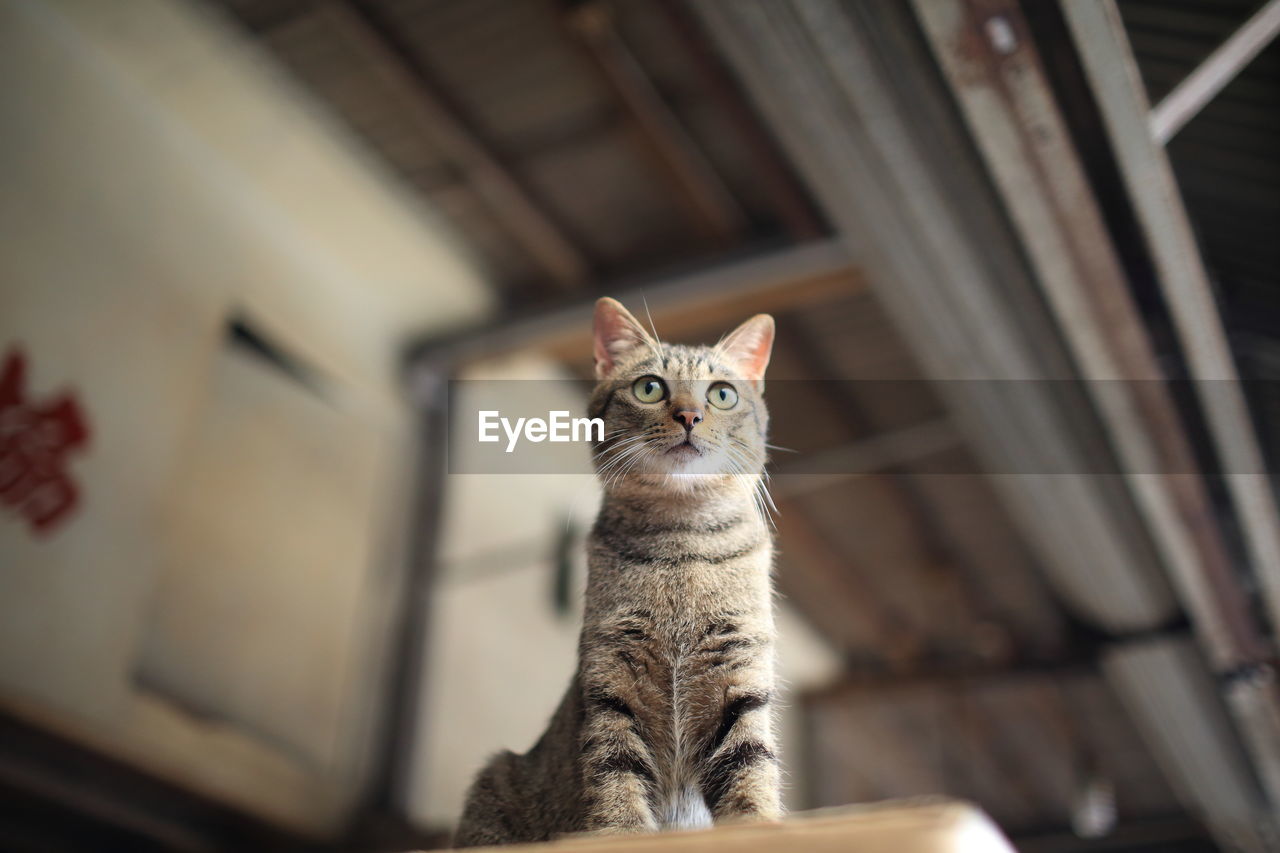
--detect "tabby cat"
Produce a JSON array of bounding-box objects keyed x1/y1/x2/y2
[{"x1": 453, "y1": 298, "x2": 780, "y2": 846}]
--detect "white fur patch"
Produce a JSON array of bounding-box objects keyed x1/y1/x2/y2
[{"x1": 661, "y1": 785, "x2": 713, "y2": 830}]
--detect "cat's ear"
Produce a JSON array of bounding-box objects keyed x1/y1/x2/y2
[
  {"x1": 593, "y1": 298, "x2": 656, "y2": 379},
  {"x1": 719, "y1": 314, "x2": 775, "y2": 385}
]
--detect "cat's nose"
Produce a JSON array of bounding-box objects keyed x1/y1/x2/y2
[{"x1": 673, "y1": 409, "x2": 703, "y2": 432}]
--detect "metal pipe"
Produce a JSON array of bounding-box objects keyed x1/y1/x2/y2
[
  {"x1": 919, "y1": 2, "x2": 1280, "y2": 838},
  {"x1": 913, "y1": 0, "x2": 1268, "y2": 669}
]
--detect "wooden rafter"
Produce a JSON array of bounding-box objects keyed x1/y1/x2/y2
[
  {"x1": 561, "y1": 0, "x2": 747, "y2": 246},
  {"x1": 332, "y1": 0, "x2": 591, "y2": 291},
  {"x1": 405, "y1": 238, "x2": 857, "y2": 382},
  {"x1": 651, "y1": 0, "x2": 824, "y2": 241}
]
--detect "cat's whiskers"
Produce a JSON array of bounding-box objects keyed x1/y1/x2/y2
[
  {"x1": 562, "y1": 431, "x2": 658, "y2": 537},
  {"x1": 722, "y1": 440, "x2": 776, "y2": 528},
  {"x1": 597, "y1": 435, "x2": 663, "y2": 490},
  {"x1": 593, "y1": 432, "x2": 649, "y2": 463},
  {"x1": 594, "y1": 426, "x2": 661, "y2": 461},
  {"x1": 604, "y1": 449, "x2": 652, "y2": 492},
  {"x1": 596, "y1": 443, "x2": 650, "y2": 482},
  {"x1": 612, "y1": 445, "x2": 660, "y2": 491},
  {"x1": 721, "y1": 451, "x2": 760, "y2": 513},
  {"x1": 639, "y1": 295, "x2": 668, "y2": 366}
]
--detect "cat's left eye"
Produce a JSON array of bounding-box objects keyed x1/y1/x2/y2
[
  {"x1": 632, "y1": 375, "x2": 667, "y2": 403},
  {"x1": 707, "y1": 382, "x2": 738, "y2": 410}
]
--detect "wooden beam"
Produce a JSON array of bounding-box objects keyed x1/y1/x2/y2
[
  {"x1": 563, "y1": 1, "x2": 747, "y2": 245},
  {"x1": 1149, "y1": 0, "x2": 1280, "y2": 145},
  {"x1": 332, "y1": 1, "x2": 590, "y2": 290},
  {"x1": 806, "y1": 662, "x2": 1087, "y2": 821},
  {"x1": 651, "y1": 0, "x2": 824, "y2": 241},
  {"x1": 405, "y1": 238, "x2": 857, "y2": 390}
]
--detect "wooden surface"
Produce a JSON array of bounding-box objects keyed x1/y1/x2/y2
[{"x1": 443, "y1": 801, "x2": 1014, "y2": 853}]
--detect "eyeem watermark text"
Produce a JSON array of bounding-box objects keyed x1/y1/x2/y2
[{"x1": 478, "y1": 410, "x2": 604, "y2": 453}]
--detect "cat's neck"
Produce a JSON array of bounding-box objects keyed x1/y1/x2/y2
[{"x1": 600, "y1": 475, "x2": 763, "y2": 526}]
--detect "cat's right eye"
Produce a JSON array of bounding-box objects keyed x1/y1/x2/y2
[{"x1": 632, "y1": 375, "x2": 667, "y2": 403}]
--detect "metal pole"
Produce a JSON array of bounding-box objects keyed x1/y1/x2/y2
[{"x1": 1149, "y1": 0, "x2": 1280, "y2": 144}]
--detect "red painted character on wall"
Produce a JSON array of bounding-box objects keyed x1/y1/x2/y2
[{"x1": 0, "y1": 349, "x2": 90, "y2": 535}]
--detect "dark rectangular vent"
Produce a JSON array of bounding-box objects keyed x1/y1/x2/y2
[{"x1": 225, "y1": 314, "x2": 324, "y2": 396}]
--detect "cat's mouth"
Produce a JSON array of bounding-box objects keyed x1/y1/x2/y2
[{"x1": 666, "y1": 437, "x2": 704, "y2": 456}]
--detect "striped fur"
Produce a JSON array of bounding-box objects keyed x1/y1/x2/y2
[{"x1": 454, "y1": 300, "x2": 780, "y2": 847}]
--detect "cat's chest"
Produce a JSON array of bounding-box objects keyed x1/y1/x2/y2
[
  {"x1": 586, "y1": 503, "x2": 775, "y2": 659},
  {"x1": 590, "y1": 533, "x2": 773, "y2": 620},
  {"x1": 590, "y1": 505, "x2": 771, "y2": 576},
  {"x1": 586, "y1": 546, "x2": 776, "y2": 668}
]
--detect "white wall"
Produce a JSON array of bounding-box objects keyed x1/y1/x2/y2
[{"x1": 0, "y1": 0, "x2": 490, "y2": 836}]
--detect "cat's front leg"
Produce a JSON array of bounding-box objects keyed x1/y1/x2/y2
[
  {"x1": 578, "y1": 683, "x2": 660, "y2": 834},
  {"x1": 698, "y1": 687, "x2": 782, "y2": 823}
]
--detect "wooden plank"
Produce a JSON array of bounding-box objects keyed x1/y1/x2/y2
[
  {"x1": 404, "y1": 238, "x2": 859, "y2": 385},
  {"x1": 563, "y1": 2, "x2": 747, "y2": 245},
  {"x1": 651, "y1": 0, "x2": 824, "y2": 240},
  {"x1": 771, "y1": 420, "x2": 961, "y2": 497},
  {"x1": 449, "y1": 801, "x2": 1015, "y2": 852}
]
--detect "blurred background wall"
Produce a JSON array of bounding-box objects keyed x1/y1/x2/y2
[{"x1": 0, "y1": 0, "x2": 489, "y2": 835}]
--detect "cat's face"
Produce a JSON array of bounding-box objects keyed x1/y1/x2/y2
[{"x1": 588, "y1": 298, "x2": 773, "y2": 491}]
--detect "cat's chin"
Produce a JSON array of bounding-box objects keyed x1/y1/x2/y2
[
  {"x1": 647, "y1": 449, "x2": 730, "y2": 479},
  {"x1": 636, "y1": 472, "x2": 732, "y2": 496},
  {"x1": 624, "y1": 460, "x2": 760, "y2": 496}
]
